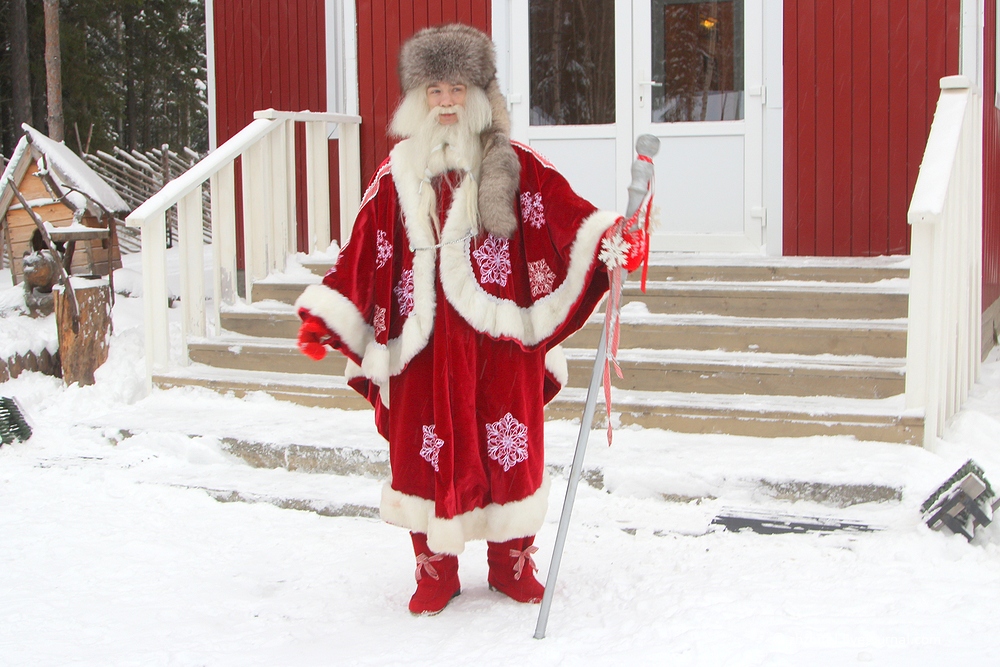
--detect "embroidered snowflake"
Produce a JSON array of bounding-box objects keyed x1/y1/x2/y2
[
  {"x1": 420, "y1": 424, "x2": 444, "y2": 472},
  {"x1": 520, "y1": 191, "x2": 547, "y2": 229},
  {"x1": 394, "y1": 269, "x2": 415, "y2": 317},
  {"x1": 375, "y1": 229, "x2": 393, "y2": 269},
  {"x1": 486, "y1": 412, "x2": 529, "y2": 472},
  {"x1": 598, "y1": 231, "x2": 628, "y2": 269},
  {"x1": 472, "y1": 234, "x2": 511, "y2": 287},
  {"x1": 373, "y1": 305, "x2": 386, "y2": 338},
  {"x1": 528, "y1": 258, "x2": 556, "y2": 297}
]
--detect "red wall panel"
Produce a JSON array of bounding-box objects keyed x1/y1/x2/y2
[
  {"x1": 984, "y1": 1, "x2": 1000, "y2": 311},
  {"x1": 784, "y1": 0, "x2": 961, "y2": 256},
  {"x1": 355, "y1": 0, "x2": 491, "y2": 185},
  {"x1": 213, "y1": 0, "x2": 333, "y2": 259}
]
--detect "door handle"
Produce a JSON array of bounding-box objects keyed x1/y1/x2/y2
[{"x1": 637, "y1": 80, "x2": 663, "y2": 108}]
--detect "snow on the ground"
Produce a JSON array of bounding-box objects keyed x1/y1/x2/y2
[{"x1": 1, "y1": 254, "x2": 999, "y2": 666}]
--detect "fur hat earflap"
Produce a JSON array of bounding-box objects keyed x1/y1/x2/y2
[{"x1": 398, "y1": 24, "x2": 520, "y2": 238}]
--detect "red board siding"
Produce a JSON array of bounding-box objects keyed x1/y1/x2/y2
[
  {"x1": 355, "y1": 0, "x2": 491, "y2": 184},
  {"x1": 213, "y1": 0, "x2": 334, "y2": 257},
  {"x1": 783, "y1": 0, "x2": 961, "y2": 256},
  {"x1": 984, "y1": 1, "x2": 1000, "y2": 311}
]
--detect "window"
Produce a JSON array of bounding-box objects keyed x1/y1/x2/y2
[
  {"x1": 529, "y1": 0, "x2": 616, "y2": 126},
  {"x1": 651, "y1": 0, "x2": 744, "y2": 122}
]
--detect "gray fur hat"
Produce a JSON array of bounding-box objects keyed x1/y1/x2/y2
[{"x1": 399, "y1": 24, "x2": 520, "y2": 238}]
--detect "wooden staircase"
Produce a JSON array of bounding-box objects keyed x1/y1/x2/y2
[{"x1": 155, "y1": 254, "x2": 922, "y2": 445}]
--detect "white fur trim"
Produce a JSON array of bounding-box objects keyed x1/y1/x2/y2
[
  {"x1": 440, "y1": 208, "x2": 618, "y2": 345},
  {"x1": 294, "y1": 284, "x2": 373, "y2": 358},
  {"x1": 392, "y1": 137, "x2": 617, "y2": 347},
  {"x1": 380, "y1": 474, "x2": 551, "y2": 555},
  {"x1": 545, "y1": 346, "x2": 568, "y2": 387}
]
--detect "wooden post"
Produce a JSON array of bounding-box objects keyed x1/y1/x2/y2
[{"x1": 54, "y1": 277, "x2": 113, "y2": 386}]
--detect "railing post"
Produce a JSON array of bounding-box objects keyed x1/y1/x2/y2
[
  {"x1": 140, "y1": 210, "x2": 170, "y2": 380},
  {"x1": 306, "y1": 120, "x2": 331, "y2": 253},
  {"x1": 178, "y1": 189, "x2": 206, "y2": 363},
  {"x1": 339, "y1": 122, "x2": 362, "y2": 242},
  {"x1": 269, "y1": 119, "x2": 289, "y2": 274},
  {"x1": 285, "y1": 119, "x2": 298, "y2": 255},
  {"x1": 210, "y1": 162, "x2": 238, "y2": 334}
]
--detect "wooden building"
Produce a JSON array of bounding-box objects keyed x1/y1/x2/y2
[{"x1": 1, "y1": 125, "x2": 130, "y2": 282}]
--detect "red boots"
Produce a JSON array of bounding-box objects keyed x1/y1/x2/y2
[
  {"x1": 408, "y1": 532, "x2": 461, "y2": 616},
  {"x1": 406, "y1": 533, "x2": 544, "y2": 614},
  {"x1": 487, "y1": 536, "x2": 545, "y2": 604}
]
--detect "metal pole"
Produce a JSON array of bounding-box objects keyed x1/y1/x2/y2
[
  {"x1": 533, "y1": 313, "x2": 613, "y2": 639},
  {"x1": 534, "y1": 135, "x2": 659, "y2": 640}
]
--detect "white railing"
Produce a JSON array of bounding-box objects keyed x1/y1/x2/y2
[
  {"x1": 905, "y1": 75, "x2": 983, "y2": 446},
  {"x1": 126, "y1": 110, "x2": 362, "y2": 380}
]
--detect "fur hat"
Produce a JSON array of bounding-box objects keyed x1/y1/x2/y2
[{"x1": 398, "y1": 24, "x2": 520, "y2": 238}]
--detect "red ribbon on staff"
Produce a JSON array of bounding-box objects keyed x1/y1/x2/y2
[{"x1": 602, "y1": 155, "x2": 655, "y2": 446}]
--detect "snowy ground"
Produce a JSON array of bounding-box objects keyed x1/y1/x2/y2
[{"x1": 2, "y1": 255, "x2": 1000, "y2": 666}]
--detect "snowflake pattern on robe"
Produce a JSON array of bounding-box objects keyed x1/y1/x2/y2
[
  {"x1": 520, "y1": 191, "x2": 547, "y2": 229},
  {"x1": 485, "y1": 412, "x2": 529, "y2": 472},
  {"x1": 528, "y1": 258, "x2": 556, "y2": 297},
  {"x1": 420, "y1": 424, "x2": 444, "y2": 472},
  {"x1": 373, "y1": 305, "x2": 387, "y2": 338},
  {"x1": 472, "y1": 234, "x2": 511, "y2": 287},
  {"x1": 375, "y1": 230, "x2": 393, "y2": 269},
  {"x1": 394, "y1": 269, "x2": 415, "y2": 317}
]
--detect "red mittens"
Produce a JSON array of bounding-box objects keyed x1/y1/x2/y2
[{"x1": 297, "y1": 309, "x2": 334, "y2": 360}]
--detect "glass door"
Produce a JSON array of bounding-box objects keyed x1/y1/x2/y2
[{"x1": 635, "y1": 0, "x2": 765, "y2": 252}]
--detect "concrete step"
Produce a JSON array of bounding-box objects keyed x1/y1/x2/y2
[
  {"x1": 221, "y1": 306, "x2": 907, "y2": 358},
  {"x1": 150, "y1": 365, "x2": 921, "y2": 445}
]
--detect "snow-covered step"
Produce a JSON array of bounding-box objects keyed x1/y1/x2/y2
[
  {"x1": 300, "y1": 252, "x2": 910, "y2": 283},
  {"x1": 547, "y1": 388, "x2": 923, "y2": 444},
  {"x1": 250, "y1": 275, "x2": 909, "y2": 320},
  {"x1": 622, "y1": 279, "x2": 909, "y2": 319},
  {"x1": 562, "y1": 347, "x2": 905, "y2": 398},
  {"x1": 152, "y1": 365, "x2": 921, "y2": 444},
  {"x1": 220, "y1": 304, "x2": 907, "y2": 358}
]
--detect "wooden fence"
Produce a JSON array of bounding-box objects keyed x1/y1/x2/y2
[{"x1": 82, "y1": 145, "x2": 209, "y2": 253}]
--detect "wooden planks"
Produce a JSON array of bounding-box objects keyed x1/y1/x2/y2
[{"x1": 784, "y1": 0, "x2": 961, "y2": 257}]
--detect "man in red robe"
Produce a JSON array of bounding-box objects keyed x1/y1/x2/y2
[{"x1": 295, "y1": 24, "x2": 623, "y2": 615}]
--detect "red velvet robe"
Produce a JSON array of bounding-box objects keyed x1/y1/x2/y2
[{"x1": 296, "y1": 139, "x2": 617, "y2": 554}]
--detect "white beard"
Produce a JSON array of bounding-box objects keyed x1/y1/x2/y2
[{"x1": 390, "y1": 86, "x2": 491, "y2": 178}]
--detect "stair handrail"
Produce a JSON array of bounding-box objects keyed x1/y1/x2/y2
[
  {"x1": 126, "y1": 109, "x2": 362, "y2": 384},
  {"x1": 905, "y1": 75, "x2": 983, "y2": 446}
]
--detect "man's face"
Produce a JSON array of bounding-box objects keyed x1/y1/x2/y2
[{"x1": 426, "y1": 82, "x2": 467, "y2": 125}]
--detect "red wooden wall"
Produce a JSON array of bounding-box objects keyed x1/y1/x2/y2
[
  {"x1": 984, "y1": 0, "x2": 1000, "y2": 313},
  {"x1": 783, "y1": 0, "x2": 961, "y2": 257},
  {"x1": 355, "y1": 0, "x2": 491, "y2": 184},
  {"x1": 212, "y1": 0, "x2": 336, "y2": 256}
]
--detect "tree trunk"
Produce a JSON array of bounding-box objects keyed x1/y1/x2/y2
[
  {"x1": 10, "y1": 0, "x2": 32, "y2": 132},
  {"x1": 43, "y1": 0, "x2": 65, "y2": 141},
  {"x1": 54, "y1": 278, "x2": 113, "y2": 387}
]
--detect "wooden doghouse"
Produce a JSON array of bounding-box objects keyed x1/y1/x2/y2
[{"x1": 1, "y1": 125, "x2": 130, "y2": 282}]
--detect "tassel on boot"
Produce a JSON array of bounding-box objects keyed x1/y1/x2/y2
[
  {"x1": 487, "y1": 536, "x2": 545, "y2": 604},
  {"x1": 408, "y1": 532, "x2": 461, "y2": 616}
]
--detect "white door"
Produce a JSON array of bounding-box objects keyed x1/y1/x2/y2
[
  {"x1": 634, "y1": 0, "x2": 765, "y2": 252},
  {"x1": 500, "y1": 0, "x2": 769, "y2": 252}
]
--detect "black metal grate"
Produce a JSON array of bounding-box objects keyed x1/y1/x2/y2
[{"x1": 0, "y1": 396, "x2": 32, "y2": 445}]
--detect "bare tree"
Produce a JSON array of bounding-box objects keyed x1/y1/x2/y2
[
  {"x1": 44, "y1": 0, "x2": 65, "y2": 141},
  {"x1": 10, "y1": 0, "x2": 32, "y2": 132}
]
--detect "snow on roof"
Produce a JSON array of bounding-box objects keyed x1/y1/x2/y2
[{"x1": 21, "y1": 124, "x2": 130, "y2": 216}]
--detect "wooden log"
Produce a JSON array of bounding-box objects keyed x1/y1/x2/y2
[{"x1": 54, "y1": 277, "x2": 112, "y2": 386}]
